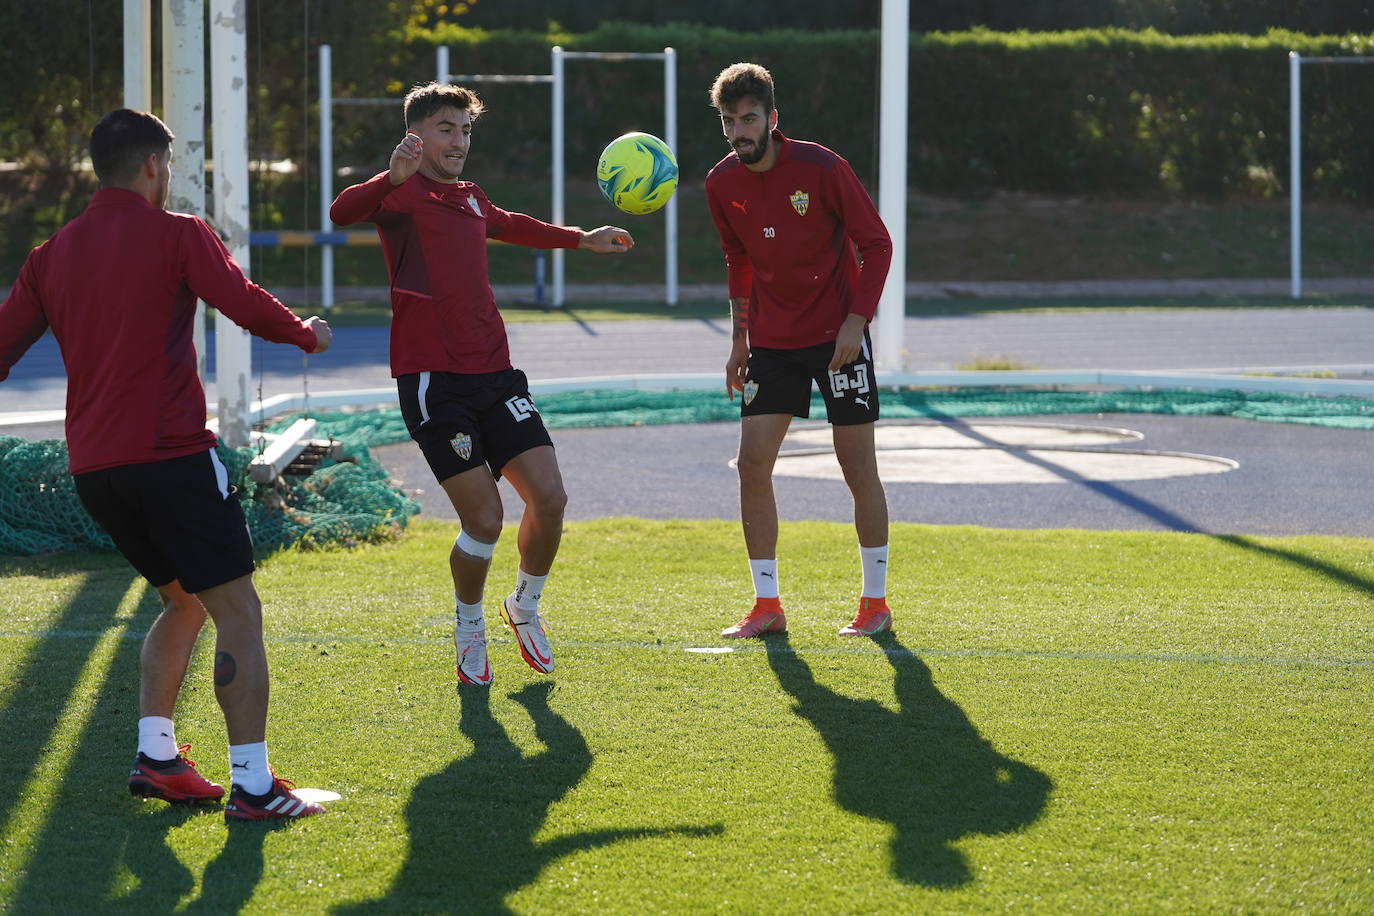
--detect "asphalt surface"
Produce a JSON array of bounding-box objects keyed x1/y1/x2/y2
[{"x1": 4, "y1": 304, "x2": 1373, "y2": 538}]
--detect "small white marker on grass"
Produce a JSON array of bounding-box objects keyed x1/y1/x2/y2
[
  {"x1": 293, "y1": 788, "x2": 342, "y2": 803},
  {"x1": 684, "y1": 647, "x2": 734, "y2": 654}
]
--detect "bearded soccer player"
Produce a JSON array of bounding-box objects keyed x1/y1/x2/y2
[
  {"x1": 330, "y1": 83, "x2": 633, "y2": 686},
  {"x1": 705, "y1": 63, "x2": 896, "y2": 639},
  {"x1": 0, "y1": 109, "x2": 333, "y2": 821}
]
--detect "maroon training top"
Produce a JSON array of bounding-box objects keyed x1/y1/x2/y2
[
  {"x1": 705, "y1": 129, "x2": 893, "y2": 349},
  {"x1": 0, "y1": 188, "x2": 318, "y2": 475},
  {"x1": 330, "y1": 171, "x2": 582, "y2": 376}
]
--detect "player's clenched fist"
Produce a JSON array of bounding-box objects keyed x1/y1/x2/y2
[{"x1": 389, "y1": 132, "x2": 423, "y2": 186}]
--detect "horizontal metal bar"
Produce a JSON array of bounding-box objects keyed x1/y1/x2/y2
[
  {"x1": 444, "y1": 73, "x2": 555, "y2": 83},
  {"x1": 560, "y1": 51, "x2": 668, "y2": 61},
  {"x1": 1299, "y1": 56, "x2": 1374, "y2": 64}
]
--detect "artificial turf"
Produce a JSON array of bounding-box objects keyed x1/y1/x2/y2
[{"x1": 1, "y1": 519, "x2": 1371, "y2": 912}]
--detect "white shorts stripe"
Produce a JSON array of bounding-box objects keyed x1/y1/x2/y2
[
  {"x1": 861, "y1": 334, "x2": 871, "y2": 361},
  {"x1": 417, "y1": 371, "x2": 432, "y2": 426},
  {"x1": 208, "y1": 448, "x2": 230, "y2": 500}
]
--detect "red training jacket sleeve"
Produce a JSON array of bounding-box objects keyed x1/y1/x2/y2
[
  {"x1": 486, "y1": 206, "x2": 582, "y2": 249},
  {"x1": 706, "y1": 179, "x2": 754, "y2": 300},
  {"x1": 828, "y1": 158, "x2": 892, "y2": 322},
  {"x1": 181, "y1": 219, "x2": 318, "y2": 351},
  {"x1": 0, "y1": 252, "x2": 52, "y2": 382},
  {"x1": 330, "y1": 171, "x2": 398, "y2": 226}
]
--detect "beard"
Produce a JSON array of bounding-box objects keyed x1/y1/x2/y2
[{"x1": 732, "y1": 130, "x2": 769, "y2": 165}]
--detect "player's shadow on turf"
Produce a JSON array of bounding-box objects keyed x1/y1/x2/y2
[
  {"x1": 765, "y1": 632, "x2": 1052, "y2": 888},
  {"x1": 336, "y1": 681, "x2": 721, "y2": 915}
]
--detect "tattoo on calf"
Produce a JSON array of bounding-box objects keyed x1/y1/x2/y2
[{"x1": 214, "y1": 651, "x2": 237, "y2": 687}]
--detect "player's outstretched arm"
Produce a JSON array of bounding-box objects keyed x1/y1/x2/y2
[{"x1": 577, "y1": 226, "x2": 634, "y2": 253}]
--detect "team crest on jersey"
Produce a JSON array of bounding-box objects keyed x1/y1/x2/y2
[
  {"x1": 790, "y1": 190, "x2": 810, "y2": 216},
  {"x1": 743, "y1": 380, "x2": 760, "y2": 405},
  {"x1": 450, "y1": 433, "x2": 473, "y2": 461}
]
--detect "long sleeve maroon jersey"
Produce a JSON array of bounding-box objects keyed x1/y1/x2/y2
[
  {"x1": 0, "y1": 188, "x2": 318, "y2": 475},
  {"x1": 330, "y1": 171, "x2": 582, "y2": 376},
  {"x1": 705, "y1": 130, "x2": 893, "y2": 349}
]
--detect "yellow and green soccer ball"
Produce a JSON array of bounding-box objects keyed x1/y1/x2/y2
[{"x1": 596, "y1": 132, "x2": 678, "y2": 215}]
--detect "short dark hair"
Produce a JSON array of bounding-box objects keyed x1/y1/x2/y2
[
  {"x1": 710, "y1": 62, "x2": 775, "y2": 114},
  {"x1": 89, "y1": 109, "x2": 174, "y2": 186},
  {"x1": 403, "y1": 82, "x2": 485, "y2": 129}
]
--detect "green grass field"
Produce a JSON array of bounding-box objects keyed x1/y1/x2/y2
[{"x1": 2, "y1": 519, "x2": 1372, "y2": 912}]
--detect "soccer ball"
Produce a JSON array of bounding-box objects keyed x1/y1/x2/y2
[{"x1": 596, "y1": 132, "x2": 678, "y2": 215}]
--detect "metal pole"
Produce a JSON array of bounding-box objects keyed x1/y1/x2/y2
[
  {"x1": 210, "y1": 0, "x2": 253, "y2": 447},
  {"x1": 123, "y1": 0, "x2": 152, "y2": 109},
  {"x1": 876, "y1": 0, "x2": 909, "y2": 370},
  {"x1": 437, "y1": 45, "x2": 449, "y2": 82},
  {"x1": 320, "y1": 44, "x2": 334, "y2": 312},
  {"x1": 1290, "y1": 51, "x2": 1302, "y2": 300},
  {"x1": 664, "y1": 47, "x2": 678, "y2": 306},
  {"x1": 551, "y1": 46, "x2": 566, "y2": 307},
  {"x1": 163, "y1": 0, "x2": 208, "y2": 381}
]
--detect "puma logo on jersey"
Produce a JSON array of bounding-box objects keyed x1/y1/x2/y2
[{"x1": 731, "y1": 200, "x2": 748, "y2": 214}]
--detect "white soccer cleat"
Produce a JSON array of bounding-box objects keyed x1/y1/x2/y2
[
  {"x1": 501, "y1": 595, "x2": 554, "y2": 674},
  {"x1": 454, "y1": 622, "x2": 493, "y2": 686}
]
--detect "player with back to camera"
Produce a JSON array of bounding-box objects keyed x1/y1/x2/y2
[
  {"x1": 0, "y1": 109, "x2": 333, "y2": 822},
  {"x1": 330, "y1": 83, "x2": 634, "y2": 686},
  {"x1": 704, "y1": 63, "x2": 897, "y2": 639}
]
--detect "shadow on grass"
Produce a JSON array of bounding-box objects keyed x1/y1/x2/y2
[
  {"x1": 337, "y1": 681, "x2": 721, "y2": 915},
  {"x1": 764, "y1": 632, "x2": 1052, "y2": 888},
  {"x1": 2, "y1": 577, "x2": 228, "y2": 912}
]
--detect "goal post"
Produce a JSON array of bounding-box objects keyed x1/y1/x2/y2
[{"x1": 1288, "y1": 51, "x2": 1374, "y2": 300}]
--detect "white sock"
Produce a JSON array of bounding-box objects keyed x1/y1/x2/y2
[
  {"x1": 228, "y1": 741, "x2": 272, "y2": 795},
  {"x1": 456, "y1": 596, "x2": 484, "y2": 630},
  {"x1": 511, "y1": 568, "x2": 548, "y2": 619},
  {"x1": 749, "y1": 559, "x2": 779, "y2": 599},
  {"x1": 860, "y1": 545, "x2": 889, "y2": 599},
  {"x1": 137, "y1": 716, "x2": 178, "y2": 761}
]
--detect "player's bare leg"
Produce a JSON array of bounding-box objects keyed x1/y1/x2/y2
[
  {"x1": 194, "y1": 574, "x2": 270, "y2": 745},
  {"x1": 724, "y1": 413, "x2": 794, "y2": 638},
  {"x1": 140, "y1": 580, "x2": 208, "y2": 719},
  {"x1": 495, "y1": 446, "x2": 564, "y2": 674},
  {"x1": 441, "y1": 466, "x2": 504, "y2": 684},
  {"x1": 126, "y1": 580, "x2": 222, "y2": 804},
  {"x1": 833, "y1": 422, "x2": 893, "y2": 636},
  {"x1": 440, "y1": 465, "x2": 505, "y2": 603},
  {"x1": 500, "y1": 445, "x2": 566, "y2": 577}
]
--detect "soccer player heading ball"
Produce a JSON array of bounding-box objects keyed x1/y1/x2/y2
[
  {"x1": 704, "y1": 63, "x2": 897, "y2": 639},
  {"x1": 330, "y1": 83, "x2": 634, "y2": 686}
]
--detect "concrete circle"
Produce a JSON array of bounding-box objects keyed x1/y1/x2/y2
[{"x1": 767, "y1": 421, "x2": 1237, "y2": 485}]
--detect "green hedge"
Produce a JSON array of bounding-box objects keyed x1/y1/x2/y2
[{"x1": 330, "y1": 24, "x2": 1374, "y2": 200}]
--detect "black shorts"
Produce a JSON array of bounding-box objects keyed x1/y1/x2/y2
[
  {"x1": 397, "y1": 368, "x2": 554, "y2": 482},
  {"x1": 741, "y1": 329, "x2": 880, "y2": 426},
  {"x1": 74, "y1": 448, "x2": 255, "y2": 594}
]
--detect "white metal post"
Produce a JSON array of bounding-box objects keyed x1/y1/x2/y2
[
  {"x1": 437, "y1": 45, "x2": 449, "y2": 82},
  {"x1": 123, "y1": 0, "x2": 152, "y2": 109},
  {"x1": 320, "y1": 44, "x2": 334, "y2": 312},
  {"x1": 1289, "y1": 51, "x2": 1302, "y2": 300},
  {"x1": 210, "y1": 0, "x2": 253, "y2": 447},
  {"x1": 876, "y1": 0, "x2": 909, "y2": 370},
  {"x1": 551, "y1": 46, "x2": 566, "y2": 306},
  {"x1": 664, "y1": 47, "x2": 679, "y2": 306},
  {"x1": 163, "y1": 0, "x2": 208, "y2": 382}
]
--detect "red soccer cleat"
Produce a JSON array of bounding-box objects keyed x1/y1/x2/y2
[
  {"x1": 839, "y1": 597, "x2": 893, "y2": 637},
  {"x1": 224, "y1": 772, "x2": 326, "y2": 823},
  {"x1": 127, "y1": 744, "x2": 225, "y2": 805},
  {"x1": 721, "y1": 599, "x2": 788, "y2": 639}
]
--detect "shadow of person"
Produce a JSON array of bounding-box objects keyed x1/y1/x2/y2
[
  {"x1": 765, "y1": 631, "x2": 1052, "y2": 888},
  {"x1": 181, "y1": 816, "x2": 277, "y2": 914},
  {"x1": 337, "y1": 682, "x2": 720, "y2": 914}
]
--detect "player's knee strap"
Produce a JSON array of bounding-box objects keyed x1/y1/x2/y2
[{"x1": 455, "y1": 530, "x2": 495, "y2": 560}]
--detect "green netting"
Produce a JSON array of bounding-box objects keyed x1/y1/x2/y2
[
  {"x1": 0, "y1": 433, "x2": 418, "y2": 557},
  {"x1": 264, "y1": 386, "x2": 1374, "y2": 452},
  {"x1": 5, "y1": 385, "x2": 1370, "y2": 556}
]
